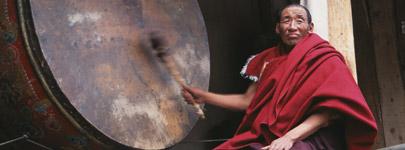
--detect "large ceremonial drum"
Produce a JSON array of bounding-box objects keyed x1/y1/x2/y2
[{"x1": 0, "y1": 0, "x2": 209, "y2": 149}]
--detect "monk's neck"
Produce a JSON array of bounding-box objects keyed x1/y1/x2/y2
[{"x1": 278, "y1": 43, "x2": 295, "y2": 55}]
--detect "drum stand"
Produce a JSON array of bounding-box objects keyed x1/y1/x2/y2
[{"x1": 0, "y1": 134, "x2": 53, "y2": 150}]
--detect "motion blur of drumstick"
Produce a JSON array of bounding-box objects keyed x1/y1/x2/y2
[{"x1": 146, "y1": 31, "x2": 206, "y2": 119}]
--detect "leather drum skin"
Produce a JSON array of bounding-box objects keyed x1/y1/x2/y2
[{"x1": 0, "y1": 0, "x2": 209, "y2": 149}]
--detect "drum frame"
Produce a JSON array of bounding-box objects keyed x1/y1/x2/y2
[{"x1": 16, "y1": 0, "x2": 126, "y2": 149}]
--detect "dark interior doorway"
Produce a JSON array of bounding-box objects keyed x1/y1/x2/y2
[{"x1": 172, "y1": 0, "x2": 295, "y2": 149}]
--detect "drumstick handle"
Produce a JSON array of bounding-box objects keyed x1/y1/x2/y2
[
  {"x1": 146, "y1": 31, "x2": 205, "y2": 119},
  {"x1": 160, "y1": 55, "x2": 206, "y2": 119}
]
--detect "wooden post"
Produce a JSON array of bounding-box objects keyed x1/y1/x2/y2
[
  {"x1": 351, "y1": 0, "x2": 385, "y2": 147},
  {"x1": 327, "y1": 0, "x2": 357, "y2": 80},
  {"x1": 367, "y1": 0, "x2": 405, "y2": 146}
]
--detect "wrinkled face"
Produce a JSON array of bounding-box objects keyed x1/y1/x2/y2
[{"x1": 276, "y1": 6, "x2": 314, "y2": 46}]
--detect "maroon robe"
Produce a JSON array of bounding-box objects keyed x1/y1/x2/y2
[{"x1": 215, "y1": 33, "x2": 377, "y2": 150}]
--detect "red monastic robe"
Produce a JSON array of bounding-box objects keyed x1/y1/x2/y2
[{"x1": 215, "y1": 33, "x2": 377, "y2": 150}]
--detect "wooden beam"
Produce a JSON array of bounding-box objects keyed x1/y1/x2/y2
[
  {"x1": 351, "y1": 0, "x2": 385, "y2": 148},
  {"x1": 368, "y1": 0, "x2": 405, "y2": 146},
  {"x1": 395, "y1": 0, "x2": 405, "y2": 96},
  {"x1": 327, "y1": 0, "x2": 357, "y2": 80},
  {"x1": 378, "y1": 143, "x2": 405, "y2": 150}
]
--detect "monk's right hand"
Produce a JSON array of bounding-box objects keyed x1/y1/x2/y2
[{"x1": 181, "y1": 85, "x2": 205, "y2": 105}]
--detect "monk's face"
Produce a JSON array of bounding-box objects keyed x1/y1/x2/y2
[{"x1": 276, "y1": 6, "x2": 314, "y2": 46}]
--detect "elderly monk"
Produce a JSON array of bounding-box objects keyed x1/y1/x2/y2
[{"x1": 182, "y1": 4, "x2": 377, "y2": 150}]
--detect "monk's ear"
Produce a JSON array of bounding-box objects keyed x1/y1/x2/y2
[
  {"x1": 309, "y1": 22, "x2": 314, "y2": 32},
  {"x1": 275, "y1": 23, "x2": 280, "y2": 34}
]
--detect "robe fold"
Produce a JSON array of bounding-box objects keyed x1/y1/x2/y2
[{"x1": 215, "y1": 33, "x2": 377, "y2": 150}]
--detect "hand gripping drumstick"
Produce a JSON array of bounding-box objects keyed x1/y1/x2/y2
[{"x1": 148, "y1": 32, "x2": 206, "y2": 119}]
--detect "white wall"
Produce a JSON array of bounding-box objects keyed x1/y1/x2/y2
[{"x1": 300, "y1": 0, "x2": 329, "y2": 40}]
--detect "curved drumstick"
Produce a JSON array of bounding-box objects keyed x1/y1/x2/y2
[{"x1": 147, "y1": 32, "x2": 206, "y2": 119}]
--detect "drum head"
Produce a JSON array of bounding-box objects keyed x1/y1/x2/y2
[{"x1": 29, "y1": 0, "x2": 209, "y2": 149}]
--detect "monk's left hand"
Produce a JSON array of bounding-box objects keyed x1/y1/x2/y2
[{"x1": 261, "y1": 135, "x2": 295, "y2": 150}]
